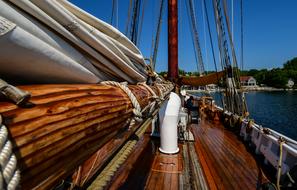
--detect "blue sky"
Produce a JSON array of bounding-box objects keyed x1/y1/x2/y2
[{"x1": 69, "y1": 0, "x2": 297, "y2": 72}]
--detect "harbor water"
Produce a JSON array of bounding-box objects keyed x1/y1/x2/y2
[{"x1": 196, "y1": 91, "x2": 297, "y2": 140}]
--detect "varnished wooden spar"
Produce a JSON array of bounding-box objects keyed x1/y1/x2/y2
[
  {"x1": 71, "y1": 117, "x2": 147, "y2": 187},
  {"x1": 168, "y1": 0, "x2": 178, "y2": 81},
  {"x1": 0, "y1": 83, "x2": 172, "y2": 189}
]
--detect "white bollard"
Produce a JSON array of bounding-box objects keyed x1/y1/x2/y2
[{"x1": 159, "y1": 92, "x2": 181, "y2": 154}]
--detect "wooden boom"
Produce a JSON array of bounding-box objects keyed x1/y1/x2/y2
[{"x1": 0, "y1": 83, "x2": 173, "y2": 189}]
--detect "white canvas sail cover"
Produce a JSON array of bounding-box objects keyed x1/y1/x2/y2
[{"x1": 0, "y1": 0, "x2": 147, "y2": 84}]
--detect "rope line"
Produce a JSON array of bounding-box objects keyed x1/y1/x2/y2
[
  {"x1": 203, "y1": 0, "x2": 224, "y2": 108},
  {"x1": 151, "y1": 0, "x2": 165, "y2": 69},
  {"x1": 101, "y1": 81, "x2": 142, "y2": 122},
  {"x1": 0, "y1": 115, "x2": 20, "y2": 190},
  {"x1": 240, "y1": 0, "x2": 244, "y2": 71},
  {"x1": 186, "y1": 0, "x2": 205, "y2": 75},
  {"x1": 87, "y1": 118, "x2": 151, "y2": 190},
  {"x1": 277, "y1": 137, "x2": 285, "y2": 190},
  {"x1": 137, "y1": 82, "x2": 162, "y2": 102},
  {"x1": 137, "y1": 0, "x2": 147, "y2": 46},
  {"x1": 125, "y1": 0, "x2": 133, "y2": 35}
]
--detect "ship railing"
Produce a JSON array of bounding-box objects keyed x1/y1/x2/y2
[
  {"x1": 214, "y1": 105, "x2": 297, "y2": 175},
  {"x1": 240, "y1": 119, "x2": 297, "y2": 175}
]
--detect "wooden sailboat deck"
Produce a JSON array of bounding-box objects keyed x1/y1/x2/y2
[
  {"x1": 105, "y1": 114, "x2": 269, "y2": 190},
  {"x1": 191, "y1": 118, "x2": 268, "y2": 189}
]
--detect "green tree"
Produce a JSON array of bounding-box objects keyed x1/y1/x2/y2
[
  {"x1": 264, "y1": 68, "x2": 288, "y2": 88},
  {"x1": 179, "y1": 69, "x2": 185, "y2": 76},
  {"x1": 284, "y1": 57, "x2": 297, "y2": 70},
  {"x1": 158, "y1": 71, "x2": 167, "y2": 77},
  {"x1": 247, "y1": 69, "x2": 259, "y2": 76},
  {"x1": 254, "y1": 69, "x2": 268, "y2": 85}
]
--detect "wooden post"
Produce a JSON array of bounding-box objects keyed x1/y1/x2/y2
[{"x1": 168, "y1": 0, "x2": 178, "y2": 81}]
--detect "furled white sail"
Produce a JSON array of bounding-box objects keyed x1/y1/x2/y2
[
  {"x1": 0, "y1": 16, "x2": 99, "y2": 83},
  {"x1": 0, "y1": 0, "x2": 148, "y2": 84},
  {"x1": 0, "y1": 0, "x2": 107, "y2": 80}
]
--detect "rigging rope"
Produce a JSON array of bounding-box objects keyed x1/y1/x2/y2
[
  {"x1": 201, "y1": 0, "x2": 209, "y2": 73},
  {"x1": 212, "y1": 0, "x2": 231, "y2": 68},
  {"x1": 151, "y1": 0, "x2": 165, "y2": 70},
  {"x1": 213, "y1": 0, "x2": 246, "y2": 115},
  {"x1": 110, "y1": 0, "x2": 118, "y2": 28},
  {"x1": 129, "y1": 0, "x2": 141, "y2": 44},
  {"x1": 222, "y1": 0, "x2": 247, "y2": 115},
  {"x1": 222, "y1": 0, "x2": 242, "y2": 87},
  {"x1": 125, "y1": 0, "x2": 133, "y2": 35},
  {"x1": 240, "y1": 0, "x2": 244, "y2": 71},
  {"x1": 185, "y1": 0, "x2": 200, "y2": 75},
  {"x1": 203, "y1": 0, "x2": 224, "y2": 108},
  {"x1": 136, "y1": 0, "x2": 147, "y2": 46},
  {"x1": 186, "y1": 0, "x2": 205, "y2": 76},
  {"x1": 222, "y1": 0, "x2": 239, "y2": 69},
  {"x1": 231, "y1": 0, "x2": 234, "y2": 42}
]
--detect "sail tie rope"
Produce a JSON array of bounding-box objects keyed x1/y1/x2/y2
[
  {"x1": 154, "y1": 84, "x2": 165, "y2": 100},
  {"x1": 138, "y1": 81, "x2": 174, "y2": 118},
  {"x1": 136, "y1": 83, "x2": 157, "y2": 118},
  {"x1": 0, "y1": 115, "x2": 20, "y2": 190},
  {"x1": 137, "y1": 82, "x2": 163, "y2": 104},
  {"x1": 100, "y1": 81, "x2": 142, "y2": 123}
]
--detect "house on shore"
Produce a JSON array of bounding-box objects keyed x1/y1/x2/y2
[
  {"x1": 287, "y1": 78, "x2": 294, "y2": 88},
  {"x1": 240, "y1": 76, "x2": 257, "y2": 87}
]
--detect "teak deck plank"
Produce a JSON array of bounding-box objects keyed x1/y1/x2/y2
[
  {"x1": 191, "y1": 116, "x2": 267, "y2": 190},
  {"x1": 146, "y1": 147, "x2": 182, "y2": 190},
  {"x1": 192, "y1": 140, "x2": 219, "y2": 190}
]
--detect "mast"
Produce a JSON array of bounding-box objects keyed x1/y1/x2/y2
[{"x1": 168, "y1": 0, "x2": 178, "y2": 81}]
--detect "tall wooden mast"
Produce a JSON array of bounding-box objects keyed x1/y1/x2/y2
[{"x1": 168, "y1": 0, "x2": 178, "y2": 81}]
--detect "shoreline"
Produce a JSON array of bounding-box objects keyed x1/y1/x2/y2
[
  {"x1": 242, "y1": 86, "x2": 297, "y2": 92},
  {"x1": 186, "y1": 87, "x2": 297, "y2": 93}
]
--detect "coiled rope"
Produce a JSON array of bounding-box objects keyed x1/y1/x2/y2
[{"x1": 0, "y1": 115, "x2": 20, "y2": 190}]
